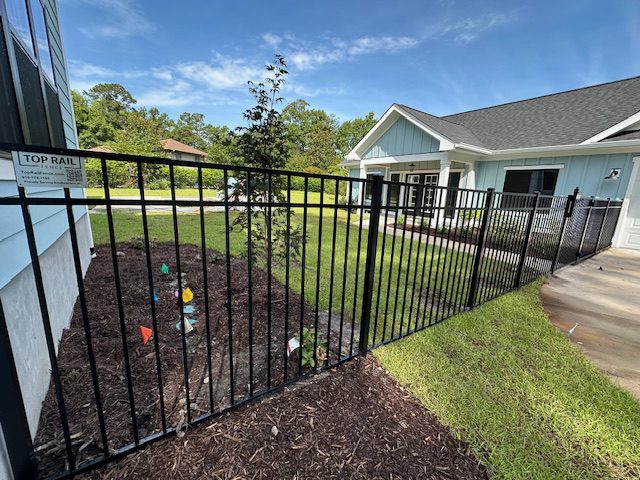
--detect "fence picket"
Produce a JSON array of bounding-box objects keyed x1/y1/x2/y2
[{"x1": 0, "y1": 143, "x2": 625, "y2": 479}]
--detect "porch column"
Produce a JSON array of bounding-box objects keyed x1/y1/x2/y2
[
  {"x1": 436, "y1": 158, "x2": 451, "y2": 225},
  {"x1": 463, "y1": 161, "x2": 476, "y2": 190}
]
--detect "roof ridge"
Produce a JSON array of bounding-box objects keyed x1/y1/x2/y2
[
  {"x1": 442, "y1": 75, "x2": 640, "y2": 118},
  {"x1": 397, "y1": 104, "x2": 466, "y2": 127}
]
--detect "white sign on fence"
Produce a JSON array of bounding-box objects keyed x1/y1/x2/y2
[{"x1": 11, "y1": 151, "x2": 87, "y2": 188}]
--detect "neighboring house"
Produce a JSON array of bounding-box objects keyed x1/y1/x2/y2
[
  {"x1": 88, "y1": 140, "x2": 208, "y2": 162},
  {"x1": 161, "y1": 138, "x2": 207, "y2": 162},
  {"x1": 341, "y1": 76, "x2": 640, "y2": 250},
  {"x1": 0, "y1": 0, "x2": 90, "y2": 477}
]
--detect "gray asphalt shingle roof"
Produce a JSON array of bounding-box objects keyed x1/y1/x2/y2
[{"x1": 400, "y1": 76, "x2": 640, "y2": 150}]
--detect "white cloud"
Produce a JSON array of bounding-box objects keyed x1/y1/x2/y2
[
  {"x1": 177, "y1": 54, "x2": 263, "y2": 89},
  {"x1": 262, "y1": 33, "x2": 282, "y2": 48},
  {"x1": 77, "y1": 0, "x2": 155, "y2": 39},
  {"x1": 430, "y1": 12, "x2": 518, "y2": 44},
  {"x1": 68, "y1": 53, "x2": 281, "y2": 110},
  {"x1": 264, "y1": 33, "x2": 420, "y2": 70},
  {"x1": 263, "y1": 13, "x2": 511, "y2": 72}
]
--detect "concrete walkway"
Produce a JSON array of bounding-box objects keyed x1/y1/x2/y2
[{"x1": 541, "y1": 248, "x2": 640, "y2": 400}]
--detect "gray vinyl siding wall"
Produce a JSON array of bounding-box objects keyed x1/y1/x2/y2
[{"x1": 363, "y1": 117, "x2": 440, "y2": 159}]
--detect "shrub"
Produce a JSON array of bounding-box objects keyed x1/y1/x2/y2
[
  {"x1": 146, "y1": 178, "x2": 170, "y2": 190},
  {"x1": 85, "y1": 158, "x2": 135, "y2": 187},
  {"x1": 172, "y1": 166, "x2": 198, "y2": 188},
  {"x1": 201, "y1": 168, "x2": 223, "y2": 189}
]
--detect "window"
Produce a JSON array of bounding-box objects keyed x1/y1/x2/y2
[
  {"x1": 5, "y1": 0, "x2": 34, "y2": 55},
  {"x1": 503, "y1": 169, "x2": 558, "y2": 196},
  {"x1": 44, "y1": 81, "x2": 65, "y2": 147},
  {"x1": 387, "y1": 173, "x2": 400, "y2": 206},
  {"x1": 30, "y1": 0, "x2": 54, "y2": 81},
  {"x1": 364, "y1": 174, "x2": 375, "y2": 203},
  {"x1": 0, "y1": 23, "x2": 23, "y2": 143},
  {"x1": 14, "y1": 38, "x2": 49, "y2": 145}
]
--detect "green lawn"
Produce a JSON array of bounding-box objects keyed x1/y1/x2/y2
[
  {"x1": 89, "y1": 202, "x2": 480, "y2": 343},
  {"x1": 85, "y1": 187, "x2": 219, "y2": 198},
  {"x1": 375, "y1": 281, "x2": 640, "y2": 480}
]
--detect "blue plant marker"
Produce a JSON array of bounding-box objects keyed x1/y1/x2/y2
[
  {"x1": 183, "y1": 305, "x2": 195, "y2": 314},
  {"x1": 153, "y1": 290, "x2": 159, "y2": 302}
]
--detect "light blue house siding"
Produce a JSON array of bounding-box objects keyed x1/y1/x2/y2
[
  {"x1": 363, "y1": 117, "x2": 439, "y2": 158},
  {"x1": 475, "y1": 153, "x2": 639, "y2": 200},
  {"x1": 44, "y1": 0, "x2": 77, "y2": 146},
  {"x1": 0, "y1": 0, "x2": 84, "y2": 289}
]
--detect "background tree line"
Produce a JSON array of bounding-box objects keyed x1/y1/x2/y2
[{"x1": 73, "y1": 82, "x2": 376, "y2": 189}]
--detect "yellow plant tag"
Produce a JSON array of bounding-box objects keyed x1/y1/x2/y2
[{"x1": 182, "y1": 287, "x2": 194, "y2": 303}]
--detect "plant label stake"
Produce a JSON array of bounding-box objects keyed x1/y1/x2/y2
[
  {"x1": 153, "y1": 290, "x2": 158, "y2": 303},
  {"x1": 140, "y1": 326, "x2": 153, "y2": 345},
  {"x1": 161, "y1": 263, "x2": 169, "y2": 275},
  {"x1": 182, "y1": 287, "x2": 194, "y2": 304},
  {"x1": 183, "y1": 305, "x2": 195, "y2": 314},
  {"x1": 175, "y1": 318, "x2": 196, "y2": 333},
  {"x1": 287, "y1": 337, "x2": 300, "y2": 357}
]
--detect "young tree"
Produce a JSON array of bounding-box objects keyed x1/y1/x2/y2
[{"x1": 232, "y1": 55, "x2": 303, "y2": 263}]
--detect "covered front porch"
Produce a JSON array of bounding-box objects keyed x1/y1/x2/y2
[{"x1": 349, "y1": 152, "x2": 476, "y2": 218}]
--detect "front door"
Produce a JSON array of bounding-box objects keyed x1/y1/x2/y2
[
  {"x1": 617, "y1": 158, "x2": 640, "y2": 249},
  {"x1": 406, "y1": 173, "x2": 438, "y2": 215}
]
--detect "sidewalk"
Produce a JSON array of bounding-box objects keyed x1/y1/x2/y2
[{"x1": 541, "y1": 248, "x2": 640, "y2": 400}]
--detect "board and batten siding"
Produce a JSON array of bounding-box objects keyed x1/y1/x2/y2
[
  {"x1": 363, "y1": 117, "x2": 440, "y2": 159},
  {"x1": 44, "y1": 0, "x2": 77, "y2": 146},
  {"x1": 0, "y1": 0, "x2": 83, "y2": 289},
  {"x1": 475, "y1": 153, "x2": 639, "y2": 199}
]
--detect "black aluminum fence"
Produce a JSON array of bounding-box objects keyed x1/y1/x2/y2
[{"x1": 0, "y1": 144, "x2": 623, "y2": 480}]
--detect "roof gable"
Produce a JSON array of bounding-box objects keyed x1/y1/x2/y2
[
  {"x1": 363, "y1": 116, "x2": 440, "y2": 158},
  {"x1": 160, "y1": 139, "x2": 207, "y2": 156}
]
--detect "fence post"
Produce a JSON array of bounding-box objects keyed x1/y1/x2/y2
[
  {"x1": 0, "y1": 300, "x2": 39, "y2": 480},
  {"x1": 576, "y1": 197, "x2": 594, "y2": 261},
  {"x1": 466, "y1": 188, "x2": 495, "y2": 309},
  {"x1": 594, "y1": 198, "x2": 611, "y2": 253},
  {"x1": 551, "y1": 188, "x2": 578, "y2": 274},
  {"x1": 359, "y1": 175, "x2": 383, "y2": 356},
  {"x1": 514, "y1": 191, "x2": 541, "y2": 288}
]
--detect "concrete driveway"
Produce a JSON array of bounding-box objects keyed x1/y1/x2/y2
[{"x1": 541, "y1": 248, "x2": 640, "y2": 400}]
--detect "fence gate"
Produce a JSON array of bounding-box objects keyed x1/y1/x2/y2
[{"x1": 0, "y1": 143, "x2": 623, "y2": 479}]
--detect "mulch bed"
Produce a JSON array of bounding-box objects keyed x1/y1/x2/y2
[
  {"x1": 77, "y1": 357, "x2": 489, "y2": 480},
  {"x1": 34, "y1": 242, "x2": 318, "y2": 477}
]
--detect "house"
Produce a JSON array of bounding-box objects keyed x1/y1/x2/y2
[
  {"x1": 161, "y1": 138, "x2": 207, "y2": 162},
  {"x1": 0, "y1": 0, "x2": 89, "y2": 477},
  {"x1": 341, "y1": 76, "x2": 640, "y2": 250}
]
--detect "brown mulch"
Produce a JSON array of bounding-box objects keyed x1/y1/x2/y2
[
  {"x1": 78, "y1": 357, "x2": 489, "y2": 480},
  {"x1": 34, "y1": 242, "x2": 318, "y2": 477}
]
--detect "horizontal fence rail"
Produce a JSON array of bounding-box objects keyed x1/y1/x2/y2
[{"x1": 0, "y1": 143, "x2": 623, "y2": 479}]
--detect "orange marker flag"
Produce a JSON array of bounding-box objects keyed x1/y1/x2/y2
[
  {"x1": 140, "y1": 326, "x2": 153, "y2": 345},
  {"x1": 182, "y1": 287, "x2": 194, "y2": 304}
]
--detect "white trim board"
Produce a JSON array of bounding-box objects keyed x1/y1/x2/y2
[
  {"x1": 503, "y1": 164, "x2": 565, "y2": 171},
  {"x1": 581, "y1": 111, "x2": 640, "y2": 144}
]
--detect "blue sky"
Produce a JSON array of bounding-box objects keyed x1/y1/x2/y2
[{"x1": 59, "y1": 0, "x2": 640, "y2": 128}]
